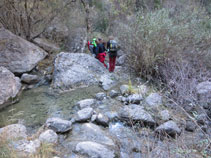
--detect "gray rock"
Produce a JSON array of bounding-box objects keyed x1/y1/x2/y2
[
  {"x1": 39, "y1": 129, "x2": 58, "y2": 144},
  {"x1": 21, "y1": 73, "x2": 40, "y2": 84},
  {"x1": 185, "y1": 121, "x2": 196, "y2": 132},
  {"x1": 155, "y1": 121, "x2": 181, "y2": 137},
  {"x1": 109, "y1": 123, "x2": 142, "y2": 156},
  {"x1": 46, "y1": 117, "x2": 72, "y2": 133},
  {"x1": 52, "y1": 52, "x2": 107, "y2": 90},
  {"x1": 99, "y1": 74, "x2": 117, "y2": 90},
  {"x1": 126, "y1": 94, "x2": 143, "y2": 104},
  {"x1": 75, "y1": 108, "x2": 93, "y2": 122},
  {"x1": 0, "y1": 124, "x2": 27, "y2": 140},
  {"x1": 76, "y1": 99, "x2": 96, "y2": 109},
  {"x1": 119, "y1": 104, "x2": 156, "y2": 126},
  {"x1": 104, "y1": 111, "x2": 118, "y2": 120},
  {"x1": 75, "y1": 141, "x2": 116, "y2": 158},
  {"x1": 196, "y1": 114, "x2": 207, "y2": 125},
  {"x1": 95, "y1": 113, "x2": 109, "y2": 127},
  {"x1": 95, "y1": 92, "x2": 106, "y2": 101},
  {"x1": 34, "y1": 38, "x2": 60, "y2": 53},
  {"x1": 196, "y1": 81, "x2": 211, "y2": 94},
  {"x1": 116, "y1": 54, "x2": 127, "y2": 66},
  {"x1": 0, "y1": 67, "x2": 21, "y2": 108},
  {"x1": 160, "y1": 110, "x2": 170, "y2": 121},
  {"x1": 68, "y1": 123, "x2": 115, "y2": 146},
  {"x1": 0, "y1": 28, "x2": 47, "y2": 73},
  {"x1": 91, "y1": 114, "x2": 97, "y2": 122},
  {"x1": 146, "y1": 93, "x2": 162, "y2": 108},
  {"x1": 120, "y1": 85, "x2": 129, "y2": 95},
  {"x1": 109, "y1": 90, "x2": 119, "y2": 98}
]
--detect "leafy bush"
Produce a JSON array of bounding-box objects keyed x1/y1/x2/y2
[{"x1": 117, "y1": 6, "x2": 211, "y2": 106}]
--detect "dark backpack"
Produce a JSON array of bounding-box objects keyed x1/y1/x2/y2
[{"x1": 109, "y1": 40, "x2": 118, "y2": 52}]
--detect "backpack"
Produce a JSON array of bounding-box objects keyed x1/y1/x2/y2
[{"x1": 109, "y1": 40, "x2": 118, "y2": 52}]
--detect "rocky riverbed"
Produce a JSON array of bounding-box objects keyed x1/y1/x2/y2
[{"x1": 0, "y1": 28, "x2": 210, "y2": 158}]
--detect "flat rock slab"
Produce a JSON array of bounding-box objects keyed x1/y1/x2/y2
[
  {"x1": 34, "y1": 38, "x2": 60, "y2": 53},
  {"x1": 46, "y1": 117, "x2": 72, "y2": 133},
  {"x1": 0, "y1": 28, "x2": 47, "y2": 73},
  {"x1": 67, "y1": 123, "x2": 115, "y2": 147},
  {"x1": 75, "y1": 141, "x2": 116, "y2": 158},
  {"x1": 0, "y1": 67, "x2": 21, "y2": 107}
]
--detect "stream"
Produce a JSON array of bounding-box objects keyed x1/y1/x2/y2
[{"x1": 0, "y1": 85, "x2": 102, "y2": 130}]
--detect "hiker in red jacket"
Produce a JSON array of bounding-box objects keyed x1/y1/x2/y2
[
  {"x1": 107, "y1": 36, "x2": 119, "y2": 72},
  {"x1": 96, "y1": 38, "x2": 107, "y2": 68}
]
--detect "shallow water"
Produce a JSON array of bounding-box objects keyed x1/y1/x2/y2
[{"x1": 0, "y1": 85, "x2": 102, "y2": 129}]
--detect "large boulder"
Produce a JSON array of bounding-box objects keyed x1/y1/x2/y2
[
  {"x1": 0, "y1": 28, "x2": 47, "y2": 73},
  {"x1": 0, "y1": 67, "x2": 21, "y2": 108},
  {"x1": 118, "y1": 104, "x2": 156, "y2": 126},
  {"x1": 53, "y1": 52, "x2": 110, "y2": 90},
  {"x1": 34, "y1": 38, "x2": 60, "y2": 53}
]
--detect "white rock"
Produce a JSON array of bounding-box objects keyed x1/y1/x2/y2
[
  {"x1": 75, "y1": 108, "x2": 93, "y2": 122},
  {"x1": 76, "y1": 99, "x2": 96, "y2": 109},
  {"x1": 39, "y1": 129, "x2": 58, "y2": 144}
]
